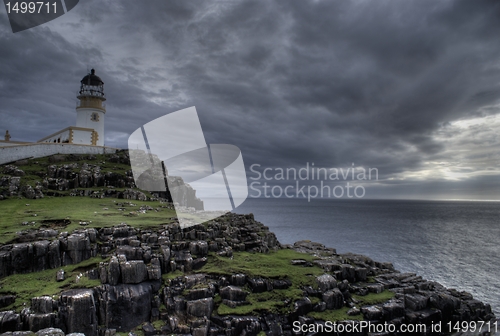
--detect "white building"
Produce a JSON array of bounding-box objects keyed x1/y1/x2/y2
[
  {"x1": 38, "y1": 69, "x2": 106, "y2": 146},
  {"x1": 0, "y1": 70, "x2": 116, "y2": 164}
]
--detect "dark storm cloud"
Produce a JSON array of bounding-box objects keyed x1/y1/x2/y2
[{"x1": 1, "y1": 0, "x2": 500, "y2": 199}]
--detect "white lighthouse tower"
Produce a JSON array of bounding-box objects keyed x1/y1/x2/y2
[{"x1": 76, "y1": 69, "x2": 106, "y2": 146}]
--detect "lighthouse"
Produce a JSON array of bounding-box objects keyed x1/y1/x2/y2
[
  {"x1": 0, "y1": 69, "x2": 116, "y2": 165},
  {"x1": 76, "y1": 69, "x2": 106, "y2": 146}
]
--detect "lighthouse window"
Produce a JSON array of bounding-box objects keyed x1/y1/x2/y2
[{"x1": 91, "y1": 113, "x2": 99, "y2": 122}]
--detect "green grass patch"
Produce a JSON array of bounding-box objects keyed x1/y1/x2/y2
[
  {"x1": 13, "y1": 153, "x2": 132, "y2": 175},
  {"x1": 0, "y1": 256, "x2": 107, "y2": 312},
  {"x1": 162, "y1": 270, "x2": 184, "y2": 282},
  {"x1": 201, "y1": 249, "x2": 324, "y2": 316},
  {"x1": 200, "y1": 249, "x2": 321, "y2": 282},
  {"x1": 151, "y1": 320, "x2": 165, "y2": 330},
  {"x1": 352, "y1": 290, "x2": 395, "y2": 305},
  {"x1": 308, "y1": 306, "x2": 363, "y2": 322},
  {"x1": 0, "y1": 197, "x2": 176, "y2": 244},
  {"x1": 217, "y1": 287, "x2": 304, "y2": 315},
  {"x1": 308, "y1": 290, "x2": 395, "y2": 322}
]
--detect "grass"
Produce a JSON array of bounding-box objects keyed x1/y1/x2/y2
[
  {"x1": 0, "y1": 256, "x2": 107, "y2": 312},
  {"x1": 1, "y1": 153, "x2": 133, "y2": 193},
  {"x1": 198, "y1": 249, "x2": 325, "y2": 316},
  {"x1": 13, "y1": 153, "x2": 133, "y2": 176},
  {"x1": 308, "y1": 306, "x2": 363, "y2": 322},
  {"x1": 151, "y1": 320, "x2": 165, "y2": 330},
  {"x1": 162, "y1": 270, "x2": 184, "y2": 282},
  {"x1": 0, "y1": 196, "x2": 176, "y2": 244},
  {"x1": 202, "y1": 253, "x2": 398, "y2": 322},
  {"x1": 217, "y1": 288, "x2": 304, "y2": 315},
  {"x1": 352, "y1": 290, "x2": 395, "y2": 305},
  {"x1": 200, "y1": 249, "x2": 322, "y2": 281},
  {"x1": 307, "y1": 290, "x2": 395, "y2": 322}
]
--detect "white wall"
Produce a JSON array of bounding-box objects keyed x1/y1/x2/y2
[
  {"x1": 0, "y1": 143, "x2": 118, "y2": 165},
  {"x1": 72, "y1": 129, "x2": 93, "y2": 145},
  {"x1": 0, "y1": 141, "x2": 31, "y2": 148},
  {"x1": 40, "y1": 130, "x2": 70, "y2": 144},
  {"x1": 76, "y1": 108, "x2": 105, "y2": 146}
]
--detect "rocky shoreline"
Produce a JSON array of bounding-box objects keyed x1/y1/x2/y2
[
  {"x1": 0, "y1": 153, "x2": 496, "y2": 335},
  {"x1": 0, "y1": 212, "x2": 495, "y2": 336}
]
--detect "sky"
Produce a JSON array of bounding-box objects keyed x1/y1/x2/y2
[{"x1": 1, "y1": 0, "x2": 500, "y2": 200}]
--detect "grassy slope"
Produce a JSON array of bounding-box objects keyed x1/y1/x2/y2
[
  {"x1": 0, "y1": 155, "x2": 395, "y2": 329},
  {"x1": 0, "y1": 256, "x2": 106, "y2": 311},
  {"x1": 197, "y1": 249, "x2": 394, "y2": 320},
  {"x1": 200, "y1": 249, "x2": 324, "y2": 315},
  {"x1": 0, "y1": 197, "x2": 177, "y2": 244}
]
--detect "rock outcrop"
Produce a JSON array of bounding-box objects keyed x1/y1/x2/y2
[
  {"x1": 0, "y1": 214, "x2": 494, "y2": 336},
  {"x1": 0, "y1": 153, "x2": 496, "y2": 336}
]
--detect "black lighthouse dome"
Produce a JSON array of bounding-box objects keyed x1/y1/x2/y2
[
  {"x1": 81, "y1": 69, "x2": 104, "y2": 86},
  {"x1": 78, "y1": 69, "x2": 105, "y2": 99}
]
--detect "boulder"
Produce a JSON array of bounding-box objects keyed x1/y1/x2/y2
[
  {"x1": 120, "y1": 260, "x2": 147, "y2": 284},
  {"x1": 27, "y1": 313, "x2": 56, "y2": 332},
  {"x1": 107, "y1": 257, "x2": 121, "y2": 286},
  {"x1": 230, "y1": 274, "x2": 246, "y2": 286},
  {"x1": 97, "y1": 283, "x2": 153, "y2": 332},
  {"x1": 293, "y1": 297, "x2": 313, "y2": 317},
  {"x1": 405, "y1": 293, "x2": 429, "y2": 311},
  {"x1": 0, "y1": 311, "x2": 20, "y2": 333},
  {"x1": 220, "y1": 286, "x2": 248, "y2": 302},
  {"x1": 11, "y1": 243, "x2": 33, "y2": 273},
  {"x1": 186, "y1": 298, "x2": 214, "y2": 318},
  {"x1": 35, "y1": 328, "x2": 65, "y2": 336},
  {"x1": 0, "y1": 295, "x2": 16, "y2": 309},
  {"x1": 58, "y1": 289, "x2": 97, "y2": 336},
  {"x1": 361, "y1": 305, "x2": 384, "y2": 321},
  {"x1": 31, "y1": 297, "x2": 55, "y2": 314},
  {"x1": 64, "y1": 233, "x2": 91, "y2": 265},
  {"x1": 48, "y1": 241, "x2": 61, "y2": 269},
  {"x1": 322, "y1": 288, "x2": 344, "y2": 310},
  {"x1": 382, "y1": 301, "x2": 405, "y2": 320},
  {"x1": 429, "y1": 293, "x2": 460, "y2": 322},
  {"x1": 248, "y1": 278, "x2": 271, "y2": 293},
  {"x1": 185, "y1": 285, "x2": 215, "y2": 301},
  {"x1": 316, "y1": 274, "x2": 337, "y2": 292},
  {"x1": 56, "y1": 270, "x2": 65, "y2": 282},
  {"x1": 189, "y1": 241, "x2": 209, "y2": 257},
  {"x1": 115, "y1": 245, "x2": 142, "y2": 261}
]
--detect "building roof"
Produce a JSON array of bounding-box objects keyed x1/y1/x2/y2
[{"x1": 81, "y1": 69, "x2": 104, "y2": 86}]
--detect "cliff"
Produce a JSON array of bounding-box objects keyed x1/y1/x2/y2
[{"x1": 0, "y1": 153, "x2": 495, "y2": 336}]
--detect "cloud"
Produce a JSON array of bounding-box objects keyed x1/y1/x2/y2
[{"x1": 1, "y1": 0, "x2": 500, "y2": 199}]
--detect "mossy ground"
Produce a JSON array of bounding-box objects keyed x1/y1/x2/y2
[
  {"x1": 13, "y1": 153, "x2": 132, "y2": 177},
  {"x1": 0, "y1": 256, "x2": 107, "y2": 312},
  {"x1": 307, "y1": 290, "x2": 395, "y2": 322},
  {"x1": 1, "y1": 153, "x2": 133, "y2": 196},
  {"x1": 0, "y1": 196, "x2": 176, "y2": 244},
  {"x1": 199, "y1": 249, "x2": 395, "y2": 320},
  {"x1": 198, "y1": 249, "x2": 325, "y2": 315},
  {"x1": 0, "y1": 154, "x2": 398, "y2": 330}
]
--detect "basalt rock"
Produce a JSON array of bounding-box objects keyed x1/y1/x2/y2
[
  {"x1": 96, "y1": 282, "x2": 156, "y2": 332},
  {"x1": 0, "y1": 210, "x2": 495, "y2": 336}
]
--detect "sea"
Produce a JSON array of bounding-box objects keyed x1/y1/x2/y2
[{"x1": 232, "y1": 198, "x2": 500, "y2": 316}]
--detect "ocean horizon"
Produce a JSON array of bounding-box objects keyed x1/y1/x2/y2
[{"x1": 233, "y1": 198, "x2": 500, "y2": 316}]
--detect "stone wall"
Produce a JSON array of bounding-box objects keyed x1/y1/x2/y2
[{"x1": 0, "y1": 144, "x2": 117, "y2": 165}]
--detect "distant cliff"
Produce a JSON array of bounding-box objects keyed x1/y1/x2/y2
[{"x1": 0, "y1": 151, "x2": 202, "y2": 209}]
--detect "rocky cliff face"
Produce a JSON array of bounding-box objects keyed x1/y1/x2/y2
[
  {"x1": 0, "y1": 214, "x2": 285, "y2": 335},
  {"x1": 0, "y1": 213, "x2": 494, "y2": 336},
  {"x1": 0, "y1": 153, "x2": 496, "y2": 336},
  {"x1": 0, "y1": 152, "x2": 202, "y2": 208}
]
